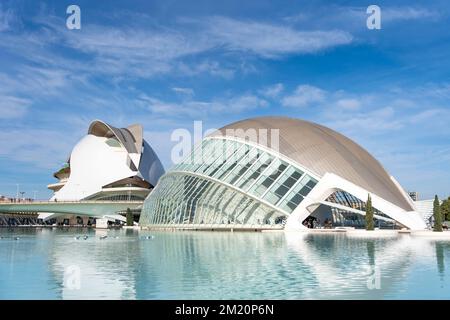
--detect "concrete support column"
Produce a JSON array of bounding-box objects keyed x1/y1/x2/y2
[
  {"x1": 82, "y1": 217, "x2": 89, "y2": 226},
  {"x1": 69, "y1": 216, "x2": 78, "y2": 226},
  {"x1": 96, "y1": 218, "x2": 109, "y2": 229}
]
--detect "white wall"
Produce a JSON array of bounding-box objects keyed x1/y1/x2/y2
[{"x1": 52, "y1": 135, "x2": 137, "y2": 201}]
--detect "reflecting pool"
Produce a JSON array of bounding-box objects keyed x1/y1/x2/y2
[{"x1": 0, "y1": 228, "x2": 449, "y2": 299}]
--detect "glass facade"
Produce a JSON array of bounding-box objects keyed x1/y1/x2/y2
[
  {"x1": 140, "y1": 137, "x2": 319, "y2": 227},
  {"x1": 139, "y1": 173, "x2": 285, "y2": 226},
  {"x1": 324, "y1": 190, "x2": 400, "y2": 228},
  {"x1": 325, "y1": 190, "x2": 393, "y2": 220}
]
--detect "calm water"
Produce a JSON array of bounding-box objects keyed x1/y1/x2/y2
[{"x1": 0, "y1": 228, "x2": 449, "y2": 299}]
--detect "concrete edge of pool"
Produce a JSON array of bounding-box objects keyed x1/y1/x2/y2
[{"x1": 139, "y1": 226, "x2": 450, "y2": 239}]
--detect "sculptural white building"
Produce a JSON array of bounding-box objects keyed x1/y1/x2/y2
[
  {"x1": 43, "y1": 120, "x2": 164, "y2": 223},
  {"x1": 139, "y1": 116, "x2": 427, "y2": 230}
]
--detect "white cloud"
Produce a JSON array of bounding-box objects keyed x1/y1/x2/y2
[
  {"x1": 311, "y1": 86, "x2": 450, "y2": 141},
  {"x1": 336, "y1": 98, "x2": 360, "y2": 110},
  {"x1": 0, "y1": 5, "x2": 14, "y2": 32},
  {"x1": 340, "y1": 6, "x2": 441, "y2": 24},
  {"x1": 328, "y1": 106, "x2": 404, "y2": 135},
  {"x1": 0, "y1": 128, "x2": 77, "y2": 169},
  {"x1": 259, "y1": 83, "x2": 284, "y2": 98},
  {"x1": 0, "y1": 16, "x2": 222, "y2": 79},
  {"x1": 419, "y1": 84, "x2": 450, "y2": 99},
  {"x1": 172, "y1": 87, "x2": 194, "y2": 96},
  {"x1": 0, "y1": 13, "x2": 353, "y2": 82},
  {"x1": 382, "y1": 7, "x2": 440, "y2": 22},
  {"x1": 67, "y1": 26, "x2": 202, "y2": 59},
  {"x1": 224, "y1": 95, "x2": 268, "y2": 113},
  {"x1": 283, "y1": 5, "x2": 442, "y2": 35},
  {"x1": 279, "y1": 84, "x2": 448, "y2": 137},
  {"x1": 282, "y1": 85, "x2": 326, "y2": 107},
  {"x1": 0, "y1": 95, "x2": 31, "y2": 119},
  {"x1": 408, "y1": 108, "x2": 450, "y2": 125},
  {"x1": 205, "y1": 16, "x2": 353, "y2": 58},
  {"x1": 0, "y1": 66, "x2": 79, "y2": 98},
  {"x1": 137, "y1": 93, "x2": 267, "y2": 118},
  {"x1": 177, "y1": 60, "x2": 235, "y2": 79}
]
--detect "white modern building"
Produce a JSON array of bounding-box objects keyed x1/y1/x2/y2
[
  {"x1": 42, "y1": 120, "x2": 164, "y2": 223},
  {"x1": 139, "y1": 116, "x2": 427, "y2": 230}
]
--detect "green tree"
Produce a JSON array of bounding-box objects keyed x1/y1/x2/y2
[
  {"x1": 126, "y1": 208, "x2": 134, "y2": 227},
  {"x1": 365, "y1": 194, "x2": 374, "y2": 231},
  {"x1": 433, "y1": 195, "x2": 443, "y2": 232},
  {"x1": 440, "y1": 197, "x2": 450, "y2": 222}
]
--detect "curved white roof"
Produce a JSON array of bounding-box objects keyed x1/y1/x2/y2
[
  {"x1": 87, "y1": 120, "x2": 164, "y2": 186},
  {"x1": 210, "y1": 116, "x2": 413, "y2": 211},
  {"x1": 88, "y1": 120, "x2": 143, "y2": 155}
]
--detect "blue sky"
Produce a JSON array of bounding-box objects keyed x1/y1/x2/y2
[{"x1": 0, "y1": 0, "x2": 449, "y2": 200}]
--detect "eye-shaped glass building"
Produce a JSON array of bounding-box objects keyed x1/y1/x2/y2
[{"x1": 139, "y1": 116, "x2": 427, "y2": 230}]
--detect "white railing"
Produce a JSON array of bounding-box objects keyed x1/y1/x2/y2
[{"x1": 0, "y1": 200, "x2": 143, "y2": 204}]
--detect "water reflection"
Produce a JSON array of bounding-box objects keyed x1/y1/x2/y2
[
  {"x1": 435, "y1": 242, "x2": 447, "y2": 279},
  {"x1": 51, "y1": 229, "x2": 141, "y2": 299},
  {"x1": 367, "y1": 241, "x2": 375, "y2": 266},
  {"x1": 0, "y1": 228, "x2": 449, "y2": 299}
]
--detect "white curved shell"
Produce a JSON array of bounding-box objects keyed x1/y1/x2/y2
[{"x1": 50, "y1": 120, "x2": 164, "y2": 201}]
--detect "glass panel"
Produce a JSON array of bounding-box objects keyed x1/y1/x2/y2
[
  {"x1": 264, "y1": 191, "x2": 282, "y2": 205},
  {"x1": 282, "y1": 200, "x2": 298, "y2": 213},
  {"x1": 279, "y1": 168, "x2": 303, "y2": 189},
  {"x1": 266, "y1": 160, "x2": 288, "y2": 180},
  {"x1": 238, "y1": 153, "x2": 272, "y2": 190},
  {"x1": 213, "y1": 143, "x2": 246, "y2": 179},
  {"x1": 272, "y1": 181, "x2": 289, "y2": 198},
  {"x1": 224, "y1": 148, "x2": 259, "y2": 185},
  {"x1": 289, "y1": 193, "x2": 304, "y2": 206},
  {"x1": 306, "y1": 178, "x2": 317, "y2": 189},
  {"x1": 299, "y1": 185, "x2": 311, "y2": 196}
]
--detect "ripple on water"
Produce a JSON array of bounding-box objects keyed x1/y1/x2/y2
[{"x1": 0, "y1": 228, "x2": 449, "y2": 299}]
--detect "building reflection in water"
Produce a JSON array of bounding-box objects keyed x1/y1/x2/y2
[
  {"x1": 20, "y1": 229, "x2": 449, "y2": 299},
  {"x1": 367, "y1": 241, "x2": 375, "y2": 266},
  {"x1": 49, "y1": 228, "x2": 141, "y2": 299},
  {"x1": 435, "y1": 241, "x2": 449, "y2": 283}
]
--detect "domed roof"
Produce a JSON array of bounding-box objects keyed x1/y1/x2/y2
[{"x1": 210, "y1": 116, "x2": 413, "y2": 211}]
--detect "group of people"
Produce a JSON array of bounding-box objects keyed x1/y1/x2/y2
[{"x1": 302, "y1": 216, "x2": 333, "y2": 229}]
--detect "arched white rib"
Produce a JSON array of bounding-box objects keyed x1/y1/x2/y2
[{"x1": 285, "y1": 173, "x2": 427, "y2": 230}]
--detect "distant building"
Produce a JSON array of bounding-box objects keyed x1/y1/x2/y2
[
  {"x1": 0, "y1": 195, "x2": 11, "y2": 203},
  {"x1": 0, "y1": 195, "x2": 34, "y2": 203}
]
